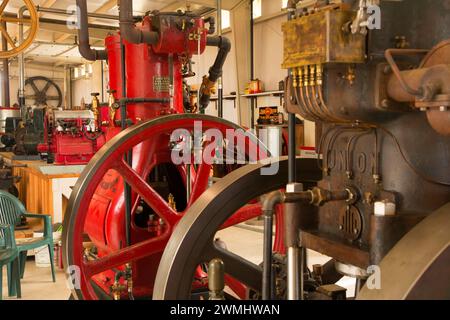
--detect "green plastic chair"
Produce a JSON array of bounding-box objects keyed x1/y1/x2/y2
[
  {"x1": 0, "y1": 224, "x2": 21, "y2": 299},
  {"x1": 0, "y1": 191, "x2": 55, "y2": 297}
]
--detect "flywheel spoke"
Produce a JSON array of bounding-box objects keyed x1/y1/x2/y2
[
  {"x1": 29, "y1": 80, "x2": 40, "y2": 93},
  {"x1": 0, "y1": 23, "x2": 15, "y2": 48},
  {"x1": 83, "y1": 231, "x2": 171, "y2": 277},
  {"x1": 43, "y1": 81, "x2": 52, "y2": 93},
  {"x1": 1, "y1": 16, "x2": 32, "y2": 24},
  {"x1": 202, "y1": 244, "x2": 262, "y2": 292},
  {"x1": 114, "y1": 159, "x2": 179, "y2": 225},
  {"x1": 0, "y1": 0, "x2": 9, "y2": 16}
]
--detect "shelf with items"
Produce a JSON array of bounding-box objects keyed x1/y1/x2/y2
[{"x1": 241, "y1": 90, "x2": 285, "y2": 129}]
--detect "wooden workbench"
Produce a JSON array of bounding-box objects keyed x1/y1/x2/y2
[{"x1": 0, "y1": 152, "x2": 85, "y2": 227}]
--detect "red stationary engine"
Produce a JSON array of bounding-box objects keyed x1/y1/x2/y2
[
  {"x1": 37, "y1": 107, "x2": 106, "y2": 165},
  {"x1": 63, "y1": 0, "x2": 276, "y2": 300}
]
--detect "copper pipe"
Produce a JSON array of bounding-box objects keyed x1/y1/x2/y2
[
  {"x1": 301, "y1": 67, "x2": 322, "y2": 121},
  {"x1": 307, "y1": 65, "x2": 329, "y2": 120},
  {"x1": 297, "y1": 86, "x2": 316, "y2": 122},
  {"x1": 310, "y1": 84, "x2": 332, "y2": 121},
  {"x1": 291, "y1": 75, "x2": 311, "y2": 121}
]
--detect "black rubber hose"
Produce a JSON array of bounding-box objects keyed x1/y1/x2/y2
[
  {"x1": 206, "y1": 36, "x2": 231, "y2": 82},
  {"x1": 76, "y1": 0, "x2": 107, "y2": 61},
  {"x1": 199, "y1": 36, "x2": 231, "y2": 109}
]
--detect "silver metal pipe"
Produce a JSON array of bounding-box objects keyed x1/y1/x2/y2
[
  {"x1": 36, "y1": 5, "x2": 119, "y2": 21},
  {"x1": 287, "y1": 246, "x2": 300, "y2": 300},
  {"x1": 18, "y1": 6, "x2": 27, "y2": 117}
]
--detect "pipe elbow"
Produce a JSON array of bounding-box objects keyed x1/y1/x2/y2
[
  {"x1": 76, "y1": 0, "x2": 107, "y2": 61},
  {"x1": 220, "y1": 36, "x2": 231, "y2": 53},
  {"x1": 119, "y1": 0, "x2": 159, "y2": 45},
  {"x1": 262, "y1": 190, "x2": 285, "y2": 215}
]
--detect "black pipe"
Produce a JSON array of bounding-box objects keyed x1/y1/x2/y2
[
  {"x1": 205, "y1": 36, "x2": 231, "y2": 83},
  {"x1": 262, "y1": 191, "x2": 284, "y2": 300},
  {"x1": 76, "y1": 0, "x2": 107, "y2": 61},
  {"x1": 287, "y1": 5, "x2": 297, "y2": 183},
  {"x1": 199, "y1": 36, "x2": 231, "y2": 110},
  {"x1": 119, "y1": 97, "x2": 170, "y2": 104},
  {"x1": 119, "y1": 0, "x2": 159, "y2": 45},
  {"x1": 119, "y1": 37, "x2": 132, "y2": 248},
  {"x1": 204, "y1": 16, "x2": 216, "y2": 35}
]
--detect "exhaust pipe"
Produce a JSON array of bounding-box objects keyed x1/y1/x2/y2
[
  {"x1": 76, "y1": 0, "x2": 107, "y2": 61},
  {"x1": 199, "y1": 36, "x2": 231, "y2": 110},
  {"x1": 118, "y1": 0, "x2": 159, "y2": 45}
]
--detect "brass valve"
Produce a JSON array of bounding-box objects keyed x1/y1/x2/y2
[
  {"x1": 111, "y1": 280, "x2": 126, "y2": 301},
  {"x1": 91, "y1": 93, "x2": 100, "y2": 129},
  {"x1": 168, "y1": 194, "x2": 177, "y2": 211},
  {"x1": 108, "y1": 90, "x2": 119, "y2": 126}
]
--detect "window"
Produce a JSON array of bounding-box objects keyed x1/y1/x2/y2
[
  {"x1": 282, "y1": 0, "x2": 288, "y2": 9},
  {"x1": 253, "y1": 0, "x2": 262, "y2": 19},
  {"x1": 221, "y1": 10, "x2": 231, "y2": 30}
]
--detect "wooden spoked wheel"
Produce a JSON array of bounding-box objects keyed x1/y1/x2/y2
[{"x1": 0, "y1": 0, "x2": 38, "y2": 59}]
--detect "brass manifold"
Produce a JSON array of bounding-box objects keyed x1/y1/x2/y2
[{"x1": 292, "y1": 64, "x2": 342, "y2": 123}]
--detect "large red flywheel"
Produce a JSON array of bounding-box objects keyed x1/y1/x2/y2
[{"x1": 62, "y1": 114, "x2": 285, "y2": 300}]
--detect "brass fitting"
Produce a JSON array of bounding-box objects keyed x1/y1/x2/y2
[
  {"x1": 91, "y1": 93, "x2": 100, "y2": 129},
  {"x1": 292, "y1": 68, "x2": 298, "y2": 88},
  {"x1": 308, "y1": 187, "x2": 355, "y2": 207},
  {"x1": 111, "y1": 280, "x2": 126, "y2": 301},
  {"x1": 310, "y1": 65, "x2": 316, "y2": 86},
  {"x1": 125, "y1": 263, "x2": 134, "y2": 298},
  {"x1": 208, "y1": 259, "x2": 225, "y2": 300},
  {"x1": 168, "y1": 194, "x2": 177, "y2": 211},
  {"x1": 200, "y1": 76, "x2": 217, "y2": 97},
  {"x1": 107, "y1": 90, "x2": 119, "y2": 126},
  {"x1": 303, "y1": 66, "x2": 309, "y2": 87},
  {"x1": 298, "y1": 67, "x2": 304, "y2": 88},
  {"x1": 316, "y1": 64, "x2": 323, "y2": 86}
]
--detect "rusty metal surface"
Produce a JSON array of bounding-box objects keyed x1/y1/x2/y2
[
  {"x1": 282, "y1": 0, "x2": 450, "y2": 271},
  {"x1": 282, "y1": 9, "x2": 365, "y2": 69},
  {"x1": 300, "y1": 231, "x2": 370, "y2": 269},
  {"x1": 358, "y1": 202, "x2": 450, "y2": 300}
]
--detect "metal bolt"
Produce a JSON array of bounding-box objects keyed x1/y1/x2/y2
[
  {"x1": 339, "y1": 225, "x2": 343, "y2": 230},
  {"x1": 439, "y1": 106, "x2": 448, "y2": 112},
  {"x1": 353, "y1": 228, "x2": 358, "y2": 235}
]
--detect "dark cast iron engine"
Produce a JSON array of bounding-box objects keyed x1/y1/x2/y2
[
  {"x1": 280, "y1": 0, "x2": 450, "y2": 299},
  {"x1": 152, "y1": 0, "x2": 450, "y2": 300}
]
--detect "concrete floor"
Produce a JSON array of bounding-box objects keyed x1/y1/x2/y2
[
  {"x1": 2, "y1": 226, "x2": 355, "y2": 300},
  {"x1": 1, "y1": 259, "x2": 70, "y2": 300}
]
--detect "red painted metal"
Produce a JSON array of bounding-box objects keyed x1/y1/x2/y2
[
  {"x1": 37, "y1": 110, "x2": 107, "y2": 165},
  {"x1": 66, "y1": 13, "x2": 284, "y2": 300}
]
